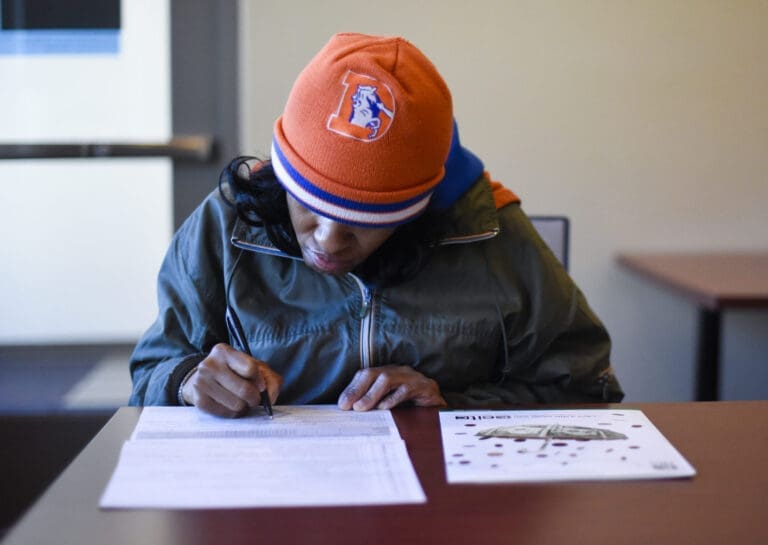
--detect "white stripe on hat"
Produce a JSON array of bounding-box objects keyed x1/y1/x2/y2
[{"x1": 271, "y1": 141, "x2": 431, "y2": 227}]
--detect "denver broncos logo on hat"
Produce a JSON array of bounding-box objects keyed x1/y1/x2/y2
[{"x1": 327, "y1": 71, "x2": 395, "y2": 141}]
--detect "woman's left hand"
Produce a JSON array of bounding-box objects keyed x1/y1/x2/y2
[{"x1": 337, "y1": 365, "x2": 447, "y2": 411}]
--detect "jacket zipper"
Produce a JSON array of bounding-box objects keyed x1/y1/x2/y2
[
  {"x1": 438, "y1": 228, "x2": 500, "y2": 246},
  {"x1": 233, "y1": 229, "x2": 497, "y2": 372},
  {"x1": 231, "y1": 238, "x2": 301, "y2": 259},
  {"x1": 349, "y1": 273, "x2": 374, "y2": 369}
]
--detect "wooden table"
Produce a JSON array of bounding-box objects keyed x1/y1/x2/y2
[
  {"x1": 618, "y1": 252, "x2": 768, "y2": 400},
  {"x1": 3, "y1": 402, "x2": 767, "y2": 545}
]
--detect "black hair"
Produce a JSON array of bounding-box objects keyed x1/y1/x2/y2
[
  {"x1": 219, "y1": 156, "x2": 301, "y2": 256},
  {"x1": 218, "y1": 156, "x2": 450, "y2": 287}
]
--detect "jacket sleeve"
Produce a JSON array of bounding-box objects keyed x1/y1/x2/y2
[
  {"x1": 128, "y1": 193, "x2": 231, "y2": 406},
  {"x1": 443, "y1": 205, "x2": 624, "y2": 407}
]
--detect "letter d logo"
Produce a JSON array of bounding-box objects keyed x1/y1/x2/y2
[{"x1": 327, "y1": 71, "x2": 396, "y2": 142}]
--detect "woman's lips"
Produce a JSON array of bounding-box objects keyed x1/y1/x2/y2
[{"x1": 304, "y1": 248, "x2": 353, "y2": 275}]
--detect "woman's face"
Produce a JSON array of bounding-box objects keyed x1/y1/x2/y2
[{"x1": 287, "y1": 194, "x2": 396, "y2": 276}]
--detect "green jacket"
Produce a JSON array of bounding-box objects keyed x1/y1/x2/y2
[{"x1": 129, "y1": 178, "x2": 623, "y2": 407}]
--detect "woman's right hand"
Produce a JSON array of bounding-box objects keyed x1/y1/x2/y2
[{"x1": 181, "y1": 343, "x2": 283, "y2": 418}]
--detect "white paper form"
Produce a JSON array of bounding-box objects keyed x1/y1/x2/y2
[
  {"x1": 100, "y1": 405, "x2": 425, "y2": 509},
  {"x1": 130, "y1": 405, "x2": 401, "y2": 440},
  {"x1": 440, "y1": 409, "x2": 696, "y2": 483}
]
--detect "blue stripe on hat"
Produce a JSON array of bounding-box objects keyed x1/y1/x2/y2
[
  {"x1": 271, "y1": 139, "x2": 433, "y2": 227},
  {"x1": 271, "y1": 137, "x2": 433, "y2": 213}
]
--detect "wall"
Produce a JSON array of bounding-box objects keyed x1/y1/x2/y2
[{"x1": 238, "y1": 0, "x2": 768, "y2": 401}]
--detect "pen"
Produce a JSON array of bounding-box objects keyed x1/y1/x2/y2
[{"x1": 225, "y1": 304, "x2": 274, "y2": 418}]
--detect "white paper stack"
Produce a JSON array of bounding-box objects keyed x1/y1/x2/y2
[{"x1": 101, "y1": 405, "x2": 425, "y2": 508}]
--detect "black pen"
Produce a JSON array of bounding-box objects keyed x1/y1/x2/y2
[{"x1": 225, "y1": 304, "x2": 274, "y2": 418}]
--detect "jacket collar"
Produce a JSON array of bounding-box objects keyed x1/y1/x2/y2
[
  {"x1": 433, "y1": 175, "x2": 500, "y2": 246},
  {"x1": 230, "y1": 176, "x2": 500, "y2": 255}
]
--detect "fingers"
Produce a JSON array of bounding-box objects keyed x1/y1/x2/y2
[
  {"x1": 375, "y1": 384, "x2": 411, "y2": 410},
  {"x1": 337, "y1": 368, "x2": 378, "y2": 410},
  {"x1": 186, "y1": 343, "x2": 283, "y2": 418},
  {"x1": 261, "y1": 365, "x2": 283, "y2": 406},
  {"x1": 191, "y1": 370, "x2": 251, "y2": 417},
  {"x1": 338, "y1": 366, "x2": 446, "y2": 412},
  {"x1": 210, "y1": 343, "x2": 265, "y2": 390}
]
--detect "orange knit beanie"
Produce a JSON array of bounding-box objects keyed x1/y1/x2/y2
[{"x1": 272, "y1": 33, "x2": 453, "y2": 227}]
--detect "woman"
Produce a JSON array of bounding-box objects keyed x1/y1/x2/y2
[{"x1": 129, "y1": 33, "x2": 623, "y2": 417}]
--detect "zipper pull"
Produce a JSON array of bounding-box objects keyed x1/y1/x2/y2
[{"x1": 358, "y1": 287, "x2": 372, "y2": 319}]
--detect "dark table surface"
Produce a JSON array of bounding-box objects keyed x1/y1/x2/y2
[{"x1": 3, "y1": 401, "x2": 767, "y2": 545}]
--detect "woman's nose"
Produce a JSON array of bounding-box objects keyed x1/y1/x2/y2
[{"x1": 314, "y1": 217, "x2": 353, "y2": 254}]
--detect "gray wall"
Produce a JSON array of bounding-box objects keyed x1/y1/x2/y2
[
  {"x1": 172, "y1": 0, "x2": 239, "y2": 227},
  {"x1": 238, "y1": 0, "x2": 768, "y2": 402}
]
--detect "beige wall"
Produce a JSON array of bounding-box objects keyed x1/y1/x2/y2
[{"x1": 238, "y1": 0, "x2": 768, "y2": 401}]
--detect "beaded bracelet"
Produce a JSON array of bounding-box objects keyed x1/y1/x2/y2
[{"x1": 176, "y1": 366, "x2": 199, "y2": 406}]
